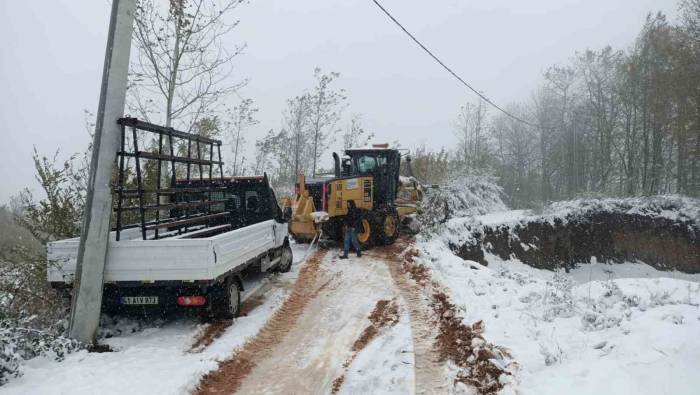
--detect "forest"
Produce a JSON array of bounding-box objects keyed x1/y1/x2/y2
[{"x1": 409, "y1": 3, "x2": 700, "y2": 206}]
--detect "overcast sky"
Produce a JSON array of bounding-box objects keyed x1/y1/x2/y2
[{"x1": 0, "y1": 0, "x2": 679, "y2": 203}]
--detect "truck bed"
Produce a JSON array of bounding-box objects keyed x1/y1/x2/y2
[{"x1": 48, "y1": 220, "x2": 278, "y2": 284}]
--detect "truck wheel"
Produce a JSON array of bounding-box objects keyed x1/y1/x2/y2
[
  {"x1": 211, "y1": 278, "x2": 241, "y2": 319},
  {"x1": 275, "y1": 244, "x2": 293, "y2": 273},
  {"x1": 376, "y1": 210, "x2": 400, "y2": 245},
  {"x1": 356, "y1": 214, "x2": 373, "y2": 249}
]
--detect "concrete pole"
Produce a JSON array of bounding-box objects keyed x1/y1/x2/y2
[{"x1": 69, "y1": 0, "x2": 136, "y2": 344}]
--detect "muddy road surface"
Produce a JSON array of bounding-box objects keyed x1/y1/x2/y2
[{"x1": 195, "y1": 238, "x2": 507, "y2": 394}]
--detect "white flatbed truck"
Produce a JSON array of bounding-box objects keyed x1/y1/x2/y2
[{"x1": 48, "y1": 176, "x2": 293, "y2": 318}]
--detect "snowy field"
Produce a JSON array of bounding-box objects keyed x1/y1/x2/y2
[
  {"x1": 1, "y1": 243, "x2": 310, "y2": 395},
  {"x1": 420, "y1": 214, "x2": 700, "y2": 395}
]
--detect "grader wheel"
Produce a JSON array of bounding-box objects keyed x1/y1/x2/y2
[
  {"x1": 375, "y1": 209, "x2": 400, "y2": 245},
  {"x1": 356, "y1": 216, "x2": 373, "y2": 249}
]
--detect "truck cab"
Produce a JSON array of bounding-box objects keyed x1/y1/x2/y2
[{"x1": 170, "y1": 175, "x2": 286, "y2": 232}]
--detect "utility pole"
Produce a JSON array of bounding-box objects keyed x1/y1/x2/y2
[{"x1": 69, "y1": 0, "x2": 136, "y2": 344}]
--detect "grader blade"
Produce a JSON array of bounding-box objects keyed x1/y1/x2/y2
[{"x1": 289, "y1": 175, "x2": 321, "y2": 243}]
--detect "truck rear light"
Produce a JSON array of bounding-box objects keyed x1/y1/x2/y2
[{"x1": 177, "y1": 296, "x2": 206, "y2": 306}]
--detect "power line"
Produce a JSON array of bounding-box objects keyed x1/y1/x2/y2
[{"x1": 370, "y1": 0, "x2": 540, "y2": 128}]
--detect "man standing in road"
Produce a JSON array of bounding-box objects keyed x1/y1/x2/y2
[{"x1": 340, "y1": 200, "x2": 362, "y2": 259}]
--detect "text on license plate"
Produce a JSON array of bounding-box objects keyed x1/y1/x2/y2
[{"x1": 121, "y1": 296, "x2": 159, "y2": 305}]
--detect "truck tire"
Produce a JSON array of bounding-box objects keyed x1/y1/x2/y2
[
  {"x1": 275, "y1": 244, "x2": 293, "y2": 273},
  {"x1": 376, "y1": 209, "x2": 400, "y2": 245},
  {"x1": 211, "y1": 278, "x2": 241, "y2": 319}
]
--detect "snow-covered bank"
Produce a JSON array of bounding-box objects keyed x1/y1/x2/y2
[
  {"x1": 416, "y1": 192, "x2": 700, "y2": 394},
  {"x1": 420, "y1": 205, "x2": 700, "y2": 394},
  {"x1": 440, "y1": 196, "x2": 700, "y2": 273},
  {"x1": 0, "y1": 243, "x2": 310, "y2": 395}
]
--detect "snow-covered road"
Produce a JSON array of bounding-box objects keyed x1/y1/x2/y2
[
  {"x1": 230, "y1": 252, "x2": 414, "y2": 394},
  {"x1": 195, "y1": 245, "x2": 423, "y2": 395}
]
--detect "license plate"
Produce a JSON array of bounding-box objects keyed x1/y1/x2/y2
[{"x1": 121, "y1": 296, "x2": 159, "y2": 305}]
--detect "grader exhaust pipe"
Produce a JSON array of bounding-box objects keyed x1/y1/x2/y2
[{"x1": 332, "y1": 152, "x2": 341, "y2": 178}]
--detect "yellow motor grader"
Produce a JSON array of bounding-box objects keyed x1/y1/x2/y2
[{"x1": 287, "y1": 144, "x2": 422, "y2": 247}]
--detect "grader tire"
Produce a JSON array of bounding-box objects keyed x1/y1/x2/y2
[
  {"x1": 356, "y1": 213, "x2": 374, "y2": 249},
  {"x1": 375, "y1": 209, "x2": 400, "y2": 245}
]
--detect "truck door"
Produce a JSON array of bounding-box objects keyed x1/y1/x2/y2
[{"x1": 269, "y1": 188, "x2": 286, "y2": 247}]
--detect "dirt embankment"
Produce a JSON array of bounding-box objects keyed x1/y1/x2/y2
[{"x1": 453, "y1": 212, "x2": 700, "y2": 273}]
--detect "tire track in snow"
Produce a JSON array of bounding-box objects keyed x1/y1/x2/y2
[
  {"x1": 193, "y1": 249, "x2": 328, "y2": 395},
  {"x1": 232, "y1": 251, "x2": 397, "y2": 394},
  {"x1": 375, "y1": 241, "x2": 451, "y2": 395}
]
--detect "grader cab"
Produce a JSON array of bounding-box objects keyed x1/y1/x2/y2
[{"x1": 288, "y1": 144, "x2": 422, "y2": 247}]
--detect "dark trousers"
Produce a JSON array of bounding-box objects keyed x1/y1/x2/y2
[{"x1": 343, "y1": 227, "x2": 361, "y2": 257}]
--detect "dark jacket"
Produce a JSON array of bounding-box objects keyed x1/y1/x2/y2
[{"x1": 345, "y1": 205, "x2": 362, "y2": 229}]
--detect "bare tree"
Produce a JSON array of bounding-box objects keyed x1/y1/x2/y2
[
  {"x1": 129, "y1": 0, "x2": 246, "y2": 131},
  {"x1": 225, "y1": 98, "x2": 258, "y2": 176},
  {"x1": 679, "y1": 0, "x2": 700, "y2": 43},
  {"x1": 575, "y1": 47, "x2": 624, "y2": 191},
  {"x1": 252, "y1": 129, "x2": 276, "y2": 175},
  {"x1": 284, "y1": 95, "x2": 312, "y2": 181},
  {"x1": 491, "y1": 106, "x2": 540, "y2": 207},
  {"x1": 532, "y1": 88, "x2": 560, "y2": 202},
  {"x1": 342, "y1": 113, "x2": 374, "y2": 150},
  {"x1": 543, "y1": 65, "x2": 578, "y2": 197},
  {"x1": 308, "y1": 68, "x2": 346, "y2": 176},
  {"x1": 454, "y1": 99, "x2": 488, "y2": 174}
]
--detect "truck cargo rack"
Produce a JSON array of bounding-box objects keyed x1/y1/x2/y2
[{"x1": 113, "y1": 117, "x2": 228, "y2": 241}]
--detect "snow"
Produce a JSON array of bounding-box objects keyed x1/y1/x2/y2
[
  {"x1": 419, "y1": 175, "x2": 507, "y2": 235},
  {"x1": 527, "y1": 195, "x2": 699, "y2": 226},
  {"x1": 419, "y1": 231, "x2": 700, "y2": 395},
  {"x1": 475, "y1": 210, "x2": 530, "y2": 226},
  {"x1": 421, "y1": 196, "x2": 700, "y2": 394},
  {"x1": 399, "y1": 175, "x2": 417, "y2": 185},
  {"x1": 340, "y1": 303, "x2": 415, "y2": 395},
  {"x1": 437, "y1": 176, "x2": 508, "y2": 219},
  {"x1": 311, "y1": 211, "x2": 329, "y2": 223},
  {"x1": 0, "y1": 243, "x2": 311, "y2": 395},
  {"x1": 566, "y1": 261, "x2": 700, "y2": 284},
  {"x1": 438, "y1": 197, "x2": 699, "y2": 247}
]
